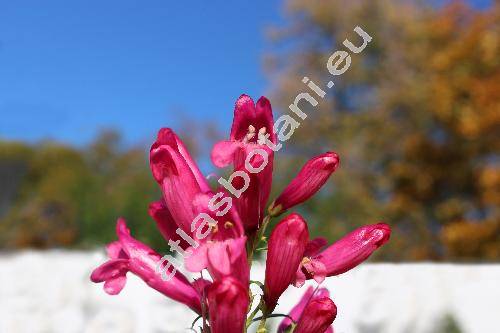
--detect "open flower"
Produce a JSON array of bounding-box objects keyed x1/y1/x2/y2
[
  {"x1": 278, "y1": 287, "x2": 335, "y2": 333},
  {"x1": 150, "y1": 128, "x2": 211, "y2": 242},
  {"x1": 211, "y1": 94, "x2": 276, "y2": 233},
  {"x1": 270, "y1": 152, "x2": 340, "y2": 216},
  {"x1": 264, "y1": 213, "x2": 309, "y2": 311},
  {"x1": 149, "y1": 129, "x2": 244, "y2": 248},
  {"x1": 207, "y1": 277, "x2": 249, "y2": 333},
  {"x1": 295, "y1": 223, "x2": 391, "y2": 287},
  {"x1": 90, "y1": 218, "x2": 202, "y2": 314}
]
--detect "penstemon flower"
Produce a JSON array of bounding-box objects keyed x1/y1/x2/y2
[
  {"x1": 211, "y1": 95, "x2": 276, "y2": 234},
  {"x1": 269, "y1": 152, "x2": 340, "y2": 217},
  {"x1": 91, "y1": 94, "x2": 391, "y2": 333},
  {"x1": 90, "y1": 218, "x2": 203, "y2": 314},
  {"x1": 279, "y1": 286, "x2": 336, "y2": 333},
  {"x1": 278, "y1": 286, "x2": 335, "y2": 333},
  {"x1": 264, "y1": 213, "x2": 309, "y2": 312}
]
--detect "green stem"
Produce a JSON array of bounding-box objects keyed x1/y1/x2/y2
[
  {"x1": 246, "y1": 302, "x2": 262, "y2": 329},
  {"x1": 252, "y1": 314, "x2": 296, "y2": 323},
  {"x1": 247, "y1": 215, "x2": 271, "y2": 264},
  {"x1": 245, "y1": 215, "x2": 274, "y2": 332},
  {"x1": 257, "y1": 315, "x2": 267, "y2": 332}
]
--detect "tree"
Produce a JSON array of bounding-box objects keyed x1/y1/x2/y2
[{"x1": 266, "y1": 0, "x2": 500, "y2": 260}]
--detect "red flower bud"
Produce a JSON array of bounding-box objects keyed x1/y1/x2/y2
[
  {"x1": 264, "y1": 213, "x2": 309, "y2": 311},
  {"x1": 295, "y1": 297, "x2": 337, "y2": 333},
  {"x1": 270, "y1": 152, "x2": 339, "y2": 215}
]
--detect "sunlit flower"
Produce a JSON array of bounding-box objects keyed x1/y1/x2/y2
[
  {"x1": 211, "y1": 94, "x2": 276, "y2": 233},
  {"x1": 295, "y1": 223, "x2": 391, "y2": 287},
  {"x1": 264, "y1": 213, "x2": 309, "y2": 311},
  {"x1": 269, "y1": 152, "x2": 340, "y2": 216},
  {"x1": 279, "y1": 286, "x2": 336, "y2": 333},
  {"x1": 90, "y1": 218, "x2": 202, "y2": 313}
]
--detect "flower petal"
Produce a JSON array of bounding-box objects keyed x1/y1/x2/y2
[
  {"x1": 105, "y1": 241, "x2": 126, "y2": 259},
  {"x1": 103, "y1": 275, "x2": 127, "y2": 295},
  {"x1": 207, "y1": 237, "x2": 249, "y2": 286},
  {"x1": 90, "y1": 259, "x2": 129, "y2": 283},
  {"x1": 230, "y1": 94, "x2": 257, "y2": 141},
  {"x1": 184, "y1": 243, "x2": 209, "y2": 273},
  {"x1": 113, "y1": 218, "x2": 202, "y2": 314},
  {"x1": 211, "y1": 140, "x2": 241, "y2": 168},
  {"x1": 152, "y1": 128, "x2": 209, "y2": 192},
  {"x1": 150, "y1": 145, "x2": 202, "y2": 234},
  {"x1": 255, "y1": 96, "x2": 276, "y2": 143}
]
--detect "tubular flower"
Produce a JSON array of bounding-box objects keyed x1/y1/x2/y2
[
  {"x1": 150, "y1": 130, "x2": 244, "y2": 247},
  {"x1": 295, "y1": 223, "x2": 391, "y2": 287},
  {"x1": 207, "y1": 277, "x2": 249, "y2": 333},
  {"x1": 294, "y1": 297, "x2": 337, "y2": 333},
  {"x1": 150, "y1": 128, "x2": 211, "y2": 241},
  {"x1": 211, "y1": 94, "x2": 276, "y2": 233},
  {"x1": 90, "y1": 218, "x2": 202, "y2": 314},
  {"x1": 278, "y1": 287, "x2": 334, "y2": 333},
  {"x1": 269, "y1": 152, "x2": 340, "y2": 216},
  {"x1": 264, "y1": 213, "x2": 309, "y2": 311}
]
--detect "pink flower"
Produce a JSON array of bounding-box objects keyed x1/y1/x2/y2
[
  {"x1": 150, "y1": 128, "x2": 211, "y2": 242},
  {"x1": 90, "y1": 218, "x2": 202, "y2": 314},
  {"x1": 190, "y1": 191, "x2": 244, "y2": 241},
  {"x1": 211, "y1": 94, "x2": 276, "y2": 233},
  {"x1": 278, "y1": 287, "x2": 334, "y2": 333},
  {"x1": 207, "y1": 277, "x2": 249, "y2": 333},
  {"x1": 294, "y1": 297, "x2": 337, "y2": 333},
  {"x1": 185, "y1": 236, "x2": 250, "y2": 287},
  {"x1": 295, "y1": 223, "x2": 391, "y2": 287},
  {"x1": 148, "y1": 200, "x2": 185, "y2": 246},
  {"x1": 182, "y1": 192, "x2": 249, "y2": 284},
  {"x1": 269, "y1": 152, "x2": 340, "y2": 216},
  {"x1": 264, "y1": 213, "x2": 309, "y2": 311},
  {"x1": 149, "y1": 129, "x2": 244, "y2": 246}
]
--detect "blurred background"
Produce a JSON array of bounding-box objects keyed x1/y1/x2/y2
[{"x1": 0, "y1": 0, "x2": 499, "y2": 332}]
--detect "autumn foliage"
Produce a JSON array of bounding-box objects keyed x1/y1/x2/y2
[{"x1": 266, "y1": 0, "x2": 499, "y2": 260}]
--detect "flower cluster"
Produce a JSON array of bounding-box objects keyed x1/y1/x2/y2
[{"x1": 91, "y1": 95, "x2": 391, "y2": 333}]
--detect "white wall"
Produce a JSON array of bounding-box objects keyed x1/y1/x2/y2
[{"x1": 0, "y1": 251, "x2": 498, "y2": 333}]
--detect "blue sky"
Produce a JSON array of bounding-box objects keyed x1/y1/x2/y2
[
  {"x1": 0, "y1": 0, "x2": 492, "y2": 146},
  {"x1": 0, "y1": 1, "x2": 283, "y2": 145}
]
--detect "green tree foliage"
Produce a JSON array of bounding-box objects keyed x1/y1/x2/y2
[
  {"x1": 0, "y1": 131, "x2": 165, "y2": 250},
  {"x1": 266, "y1": 0, "x2": 500, "y2": 260}
]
